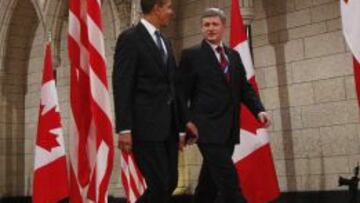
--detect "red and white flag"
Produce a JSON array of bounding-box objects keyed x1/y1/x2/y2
[
  {"x1": 68, "y1": 0, "x2": 114, "y2": 202},
  {"x1": 33, "y1": 42, "x2": 69, "y2": 203},
  {"x1": 120, "y1": 151, "x2": 147, "y2": 203},
  {"x1": 230, "y1": 0, "x2": 280, "y2": 202},
  {"x1": 341, "y1": 0, "x2": 360, "y2": 106}
]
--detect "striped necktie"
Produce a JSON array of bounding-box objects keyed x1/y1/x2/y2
[{"x1": 216, "y1": 46, "x2": 230, "y2": 82}]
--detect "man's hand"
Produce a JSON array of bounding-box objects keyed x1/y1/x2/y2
[
  {"x1": 186, "y1": 121, "x2": 199, "y2": 145},
  {"x1": 118, "y1": 132, "x2": 132, "y2": 152},
  {"x1": 179, "y1": 135, "x2": 186, "y2": 151},
  {"x1": 258, "y1": 112, "x2": 271, "y2": 128},
  {"x1": 178, "y1": 121, "x2": 199, "y2": 151}
]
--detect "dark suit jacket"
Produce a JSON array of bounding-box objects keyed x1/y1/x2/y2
[
  {"x1": 112, "y1": 23, "x2": 179, "y2": 141},
  {"x1": 176, "y1": 40, "x2": 265, "y2": 144}
]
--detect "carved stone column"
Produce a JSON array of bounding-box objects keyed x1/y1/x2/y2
[
  {"x1": 130, "y1": 0, "x2": 141, "y2": 24},
  {"x1": 239, "y1": 0, "x2": 255, "y2": 25}
]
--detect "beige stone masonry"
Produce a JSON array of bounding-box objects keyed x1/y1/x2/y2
[{"x1": 313, "y1": 77, "x2": 346, "y2": 103}]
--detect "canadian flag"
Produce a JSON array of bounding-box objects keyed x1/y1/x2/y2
[
  {"x1": 341, "y1": 0, "x2": 360, "y2": 106},
  {"x1": 33, "y1": 42, "x2": 69, "y2": 203},
  {"x1": 230, "y1": 0, "x2": 280, "y2": 202}
]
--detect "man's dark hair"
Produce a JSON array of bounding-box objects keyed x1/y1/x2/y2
[{"x1": 141, "y1": 0, "x2": 166, "y2": 14}]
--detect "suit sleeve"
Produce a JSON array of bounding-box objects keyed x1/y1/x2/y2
[
  {"x1": 112, "y1": 32, "x2": 138, "y2": 134},
  {"x1": 175, "y1": 50, "x2": 197, "y2": 132},
  {"x1": 235, "y1": 52, "x2": 265, "y2": 118}
]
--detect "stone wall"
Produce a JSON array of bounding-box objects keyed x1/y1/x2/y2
[{"x1": 251, "y1": 0, "x2": 359, "y2": 191}]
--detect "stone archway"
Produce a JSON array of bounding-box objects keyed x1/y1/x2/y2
[
  {"x1": 0, "y1": 0, "x2": 18, "y2": 69},
  {"x1": 0, "y1": 0, "x2": 39, "y2": 197},
  {"x1": 0, "y1": 0, "x2": 141, "y2": 198}
]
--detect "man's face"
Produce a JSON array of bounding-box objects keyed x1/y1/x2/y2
[
  {"x1": 201, "y1": 16, "x2": 225, "y2": 45},
  {"x1": 155, "y1": 0, "x2": 174, "y2": 27}
]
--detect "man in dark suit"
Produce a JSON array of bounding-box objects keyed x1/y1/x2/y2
[
  {"x1": 112, "y1": 0, "x2": 180, "y2": 202},
  {"x1": 176, "y1": 8, "x2": 272, "y2": 203}
]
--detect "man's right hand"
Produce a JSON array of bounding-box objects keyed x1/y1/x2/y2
[{"x1": 118, "y1": 132, "x2": 132, "y2": 152}]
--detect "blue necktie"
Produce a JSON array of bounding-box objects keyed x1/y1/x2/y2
[{"x1": 155, "y1": 30, "x2": 167, "y2": 64}]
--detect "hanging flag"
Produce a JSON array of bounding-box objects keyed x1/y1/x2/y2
[
  {"x1": 33, "y1": 42, "x2": 69, "y2": 203},
  {"x1": 68, "y1": 0, "x2": 114, "y2": 202},
  {"x1": 341, "y1": 0, "x2": 360, "y2": 107},
  {"x1": 120, "y1": 151, "x2": 147, "y2": 203},
  {"x1": 230, "y1": 0, "x2": 280, "y2": 202}
]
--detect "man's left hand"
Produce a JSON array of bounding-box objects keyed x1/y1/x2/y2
[{"x1": 258, "y1": 112, "x2": 271, "y2": 128}]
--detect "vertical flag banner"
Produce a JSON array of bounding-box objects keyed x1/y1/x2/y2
[
  {"x1": 33, "y1": 42, "x2": 69, "y2": 203},
  {"x1": 230, "y1": 0, "x2": 280, "y2": 202},
  {"x1": 68, "y1": 0, "x2": 114, "y2": 202},
  {"x1": 341, "y1": 0, "x2": 360, "y2": 107}
]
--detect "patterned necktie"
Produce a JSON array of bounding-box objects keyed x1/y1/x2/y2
[
  {"x1": 155, "y1": 30, "x2": 168, "y2": 65},
  {"x1": 216, "y1": 46, "x2": 230, "y2": 82}
]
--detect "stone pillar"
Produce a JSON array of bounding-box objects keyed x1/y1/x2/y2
[
  {"x1": 239, "y1": 0, "x2": 255, "y2": 25},
  {"x1": 130, "y1": 0, "x2": 141, "y2": 25}
]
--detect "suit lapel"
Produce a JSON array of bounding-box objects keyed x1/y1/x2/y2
[
  {"x1": 202, "y1": 40, "x2": 222, "y2": 72},
  {"x1": 163, "y1": 37, "x2": 175, "y2": 78},
  {"x1": 224, "y1": 47, "x2": 234, "y2": 81},
  {"x1": 224, "y1": 47, "x2": 241, "y2": 95},
  {"x1": 136, "y1": 23, "x2": 167, "y2": 76}
]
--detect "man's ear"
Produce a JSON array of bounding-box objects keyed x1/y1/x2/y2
[{"x1": 152, "y1": 4, "x2": 160, "y2": 14}]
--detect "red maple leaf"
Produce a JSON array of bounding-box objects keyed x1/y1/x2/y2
[{"x1": 36, "y1": 105, "x2": 62, "y2": 151}]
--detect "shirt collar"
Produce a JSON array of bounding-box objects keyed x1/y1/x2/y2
[
  {"x1": 206, "y1": 40, "x2": 225, "y2": 53},
  {"x1": 140, "y1": 18, "x2": 158, "y2": 36}
]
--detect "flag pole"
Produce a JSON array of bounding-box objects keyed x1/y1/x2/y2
[{"x1": 246, "y1": 25, "x2": 254, "y2": 59}]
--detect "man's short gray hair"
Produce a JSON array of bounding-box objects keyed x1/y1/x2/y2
[{"x1": 201, "y1": 8, "x2": 226, "y2": 24}]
